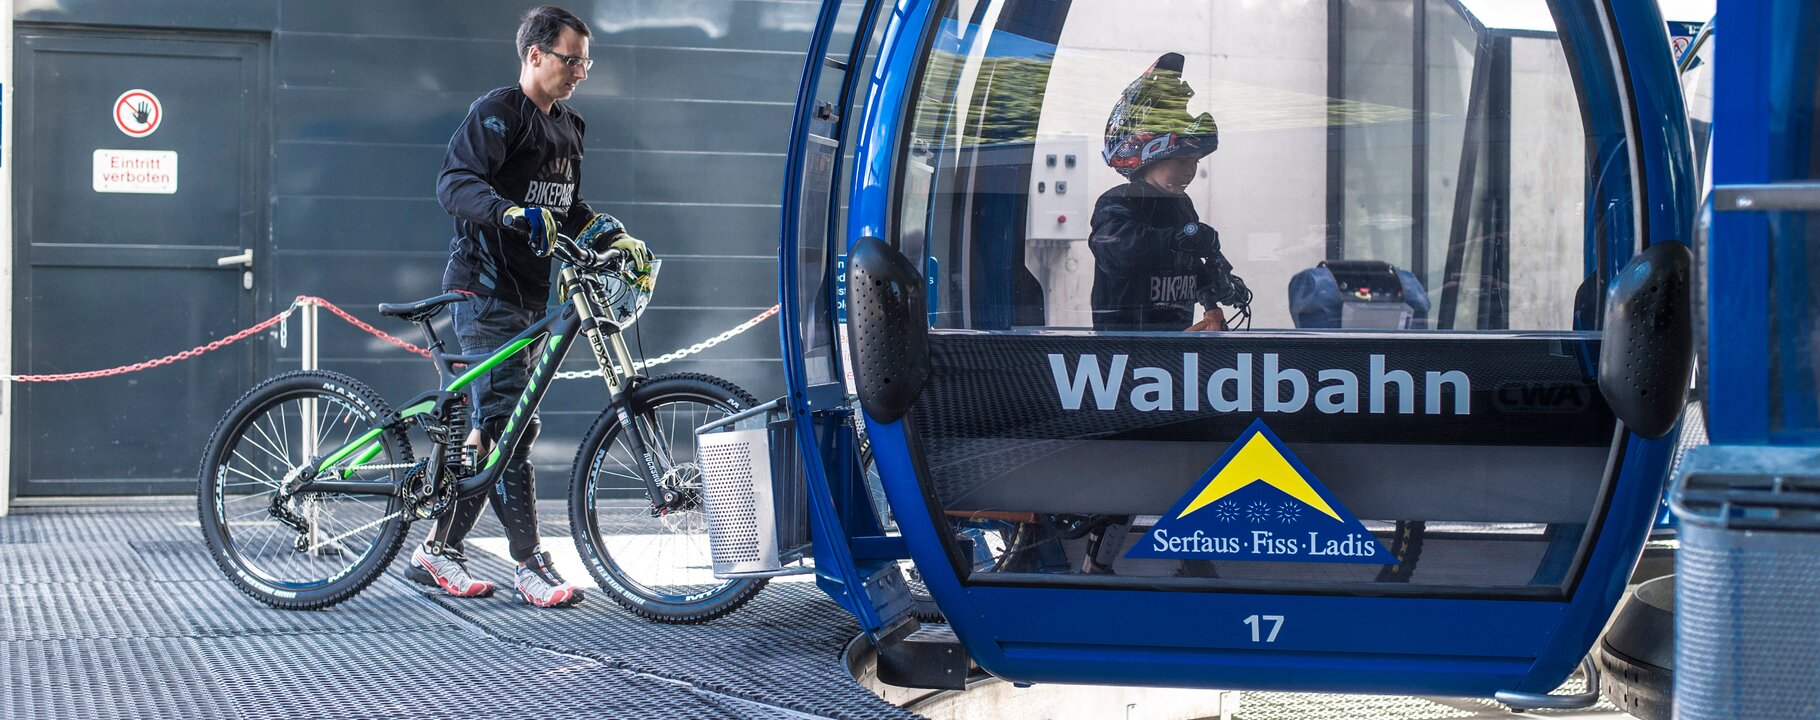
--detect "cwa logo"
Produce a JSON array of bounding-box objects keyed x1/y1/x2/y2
[
  {"x1": 1491, "y1": 382, "x2": 1591, "y2": 413},
  {"x1": 1126, "y1": 419, "x2": 1391, "y2": 564}
]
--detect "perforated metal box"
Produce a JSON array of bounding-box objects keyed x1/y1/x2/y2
[
  {"x1": 1671, "y1": 446, "x2": 1820, "y2": 720},
  {"x1": 696, "y1": 400, "x2": 811, "y2": 578}
]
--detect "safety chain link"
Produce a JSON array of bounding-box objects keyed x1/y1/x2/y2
[
  {"x1": 295, "y1": 295, "x2": 431, "y2": 358},
  {"x1": 5, "y1": 297, "x2": 779, "y2": 383},
  {"x1": 4, "y1": 298, "x2": 306, "y2": 383},
  {"x1": 555, "y1": 304, "x2": 781, "y2": 380}
]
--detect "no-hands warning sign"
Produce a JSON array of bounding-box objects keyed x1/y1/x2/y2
[{"x1": 114, "y1": 89, "x2": 162, "y2": 138}]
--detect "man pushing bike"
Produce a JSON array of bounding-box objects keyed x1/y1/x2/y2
[
  {"x1": 415, "y1": 4, "x2": 652, "y2": 608},
  {"x1": 200, "y1": 3, "x2": 766, "y2": 623}
]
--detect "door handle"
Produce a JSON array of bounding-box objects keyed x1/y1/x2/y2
[{"x1": 216, "y1": 249, "x2": 254, "y2": 290}]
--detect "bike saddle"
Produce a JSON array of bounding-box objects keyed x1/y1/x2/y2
[{"x1": 378, "y1": 292, "x2": 470, "y2": 321}]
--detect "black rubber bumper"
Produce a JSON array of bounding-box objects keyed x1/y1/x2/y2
[{"x1": 1595, "y1": 574, "x2": 1675, "y2": 720}]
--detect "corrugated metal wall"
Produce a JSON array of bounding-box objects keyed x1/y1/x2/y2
[{"x1": 16, "y1": 1, "x2": 806, "y2": 493}]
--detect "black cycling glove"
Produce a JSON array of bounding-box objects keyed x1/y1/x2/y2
[{"x1": 1173, "y1": 222, "x2": 1219, "y2": 256}]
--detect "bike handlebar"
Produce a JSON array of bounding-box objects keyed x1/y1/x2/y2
[{"x1": 550, "y1": 233, "x2": 628, "y2": 272}]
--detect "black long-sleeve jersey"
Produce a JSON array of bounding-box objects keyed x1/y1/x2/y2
[
  {"x1": 1088, "y1": 181, "x2": 1226, "y2": 331},
  {"x1": 438, "y1": 86, "x2": 595, "y2": 310}
]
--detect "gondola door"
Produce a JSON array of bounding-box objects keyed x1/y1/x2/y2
[{"x1": 836, "y1": 0, "x2": 1696, "y2": 697}]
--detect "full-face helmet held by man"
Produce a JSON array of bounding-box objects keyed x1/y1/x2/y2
[{"x1": 591, "y1": 260, "x2": 660, "y2": 329}]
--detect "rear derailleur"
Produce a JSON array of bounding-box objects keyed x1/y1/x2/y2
[{"x1": 269, "y1": 463, "x2": 342, "y2": 556}]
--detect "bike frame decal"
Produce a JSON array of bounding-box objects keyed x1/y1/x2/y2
[
  {"x1": 316, "y1": 426, "x2": 389, "y2": 473},
  {"x1": 446, "y1": 337, "x2": 540, "y2": 393},
  {"x1": 482, "y1": 333, "x2": 566, "y2": 471},
  {"x1": 326, "y1": 401, "x2": 436, "y2": 477},
  {"x1": 312, "y1": 303, "x2": 584, "y2": 492}
]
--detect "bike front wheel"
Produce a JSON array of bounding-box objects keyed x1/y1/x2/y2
[
  {"x1": 198, "y1": 370, "x2": 413, "y2": 610},
  {"x1": 569, "y1": 373, "x2": 765, "y2": 623}
]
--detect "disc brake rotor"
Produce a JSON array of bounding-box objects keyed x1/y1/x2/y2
[{"x1": 657, "y1": 462, "x2": 704, "y2": 527}]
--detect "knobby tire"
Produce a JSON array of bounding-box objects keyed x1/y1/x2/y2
[
  {"x1": 568, "y1": 373, "x2": 767, "y2": 624},
  {"x1": 197, "y1": 370, "x2": 412, "y2": 610}
]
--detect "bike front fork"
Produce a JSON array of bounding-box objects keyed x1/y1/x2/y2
[{"x1": 613, "y1": 405, "x2": 683, "y2": 513}]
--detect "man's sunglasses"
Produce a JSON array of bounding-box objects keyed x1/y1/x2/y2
[{"x1": 541, "y1": 47, "x2": 593, "y2": 70}]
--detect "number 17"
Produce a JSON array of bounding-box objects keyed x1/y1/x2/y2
[{"x1": 1244, "y1": 614, "x2": 1284, "y2": 643}]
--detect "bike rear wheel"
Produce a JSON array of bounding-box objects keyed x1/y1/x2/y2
[
  {"x1": 198, "y1": 370, "x2": 412, "y2": 610},
  {"x1": 569, "y1": 373, "x2": 765, "y2": 623}
]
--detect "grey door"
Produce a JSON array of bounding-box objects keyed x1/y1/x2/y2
[{"x1": 12, "y1": 29, "x2": 268, "y2": 495}]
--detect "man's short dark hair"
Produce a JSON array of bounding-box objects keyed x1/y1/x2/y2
[{"x1": 517, "y1": 5, "x2": 591, "y2": 61}]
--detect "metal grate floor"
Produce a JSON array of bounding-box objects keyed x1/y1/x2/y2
[
  {"x1": 400, "y1": 505, "x2": 917, "y2": 720},
  {"x1": 2, "y1": 497, "x2": 910, "y2": 720},
  {"x1": 1233, "y1": 685, "x2": 1627, "y2": 720},
  {"x1": 3, "y1": 498, "x2": 1639, "y2": 720}
]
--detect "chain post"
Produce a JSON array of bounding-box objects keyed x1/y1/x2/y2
[{"x1": 301, "y1": 299, "x2": 320, "y2": 459}]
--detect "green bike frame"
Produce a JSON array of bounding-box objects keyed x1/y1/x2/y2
[{"x1": 291, "y1": 265, "x2": 674, "y2": 507}]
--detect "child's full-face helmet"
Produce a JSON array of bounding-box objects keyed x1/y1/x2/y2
[{"x1": 1103, "y1": 52, "x2": 1219, "y2": 177}]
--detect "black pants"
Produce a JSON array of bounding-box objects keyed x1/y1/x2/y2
[{"x1": 430, "y1": 295, "x2": 542, "y2": 563}]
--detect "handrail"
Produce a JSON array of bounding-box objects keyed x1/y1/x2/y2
[
  {"x1": 1715, "y1": 182, "x2": 1820, "y2": 211},
  {"x1": 695, "y1": 397, "x2": 785, "y2": 436}
]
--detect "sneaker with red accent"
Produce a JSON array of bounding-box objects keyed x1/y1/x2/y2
[
  {"x1": 514, "y1": 550, "x2": 583, "y2": 608},
  {"x1": 410, "y1": 542, "x2": 495, "y2": 598}
]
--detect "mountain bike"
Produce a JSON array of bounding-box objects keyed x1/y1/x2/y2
[{"x1": 198, "y1": 234, "x2": 768, "y2": 622}]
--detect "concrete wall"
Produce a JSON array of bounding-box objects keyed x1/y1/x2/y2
[{"x1": 1507, "y1": 35, "x2": 1587, "y2": 330}]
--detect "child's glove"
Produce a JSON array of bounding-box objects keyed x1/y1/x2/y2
[{"x1": 1173, "y1": 222, "x2": 1219, "y2": 256}]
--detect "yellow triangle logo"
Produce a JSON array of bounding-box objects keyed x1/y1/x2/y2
[{"x1": 1177, "y1": 433, "x2": 1343, "y2": 522}]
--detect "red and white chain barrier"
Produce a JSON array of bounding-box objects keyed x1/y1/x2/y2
[
  {"x1": 297, "y1": 295, "x2": 432, "y2": 358},
  {"x1": 3, "y1": 296, "x2": 779, "y2": 383}
]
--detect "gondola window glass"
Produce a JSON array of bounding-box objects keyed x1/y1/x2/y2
[
  {"x1": 899, "y1": 0, "x2": 1596, "y2": 332},
  {"x1": 893, "y1": 0, "x2": 1631, "y2": 595}
]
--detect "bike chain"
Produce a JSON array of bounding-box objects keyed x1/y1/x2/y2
[{"x1": 326, "y1": 462, "x2": 418, "y2": 472}]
